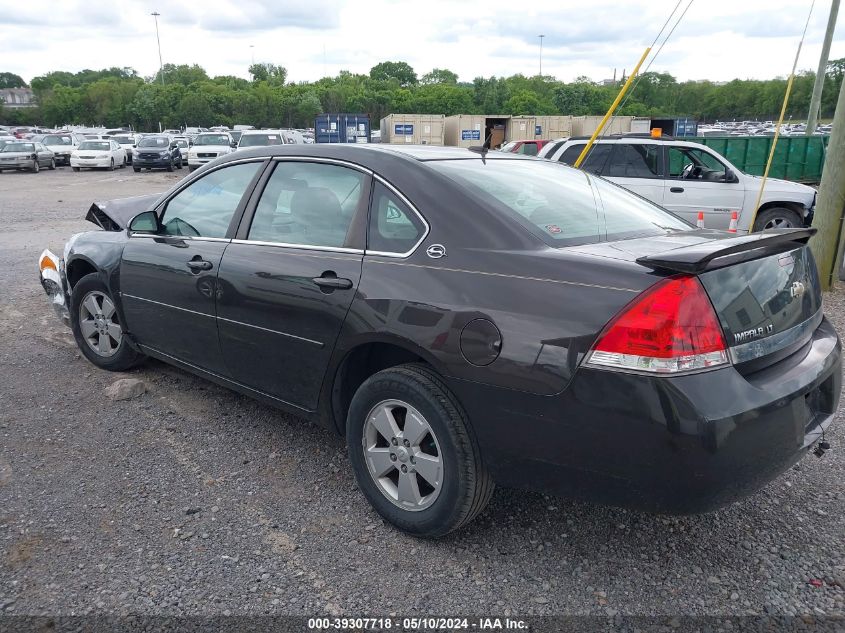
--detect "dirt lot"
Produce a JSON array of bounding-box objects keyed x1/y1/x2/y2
[{"x1": 0, "y1": 167, "x2": 843, "y2": 619}]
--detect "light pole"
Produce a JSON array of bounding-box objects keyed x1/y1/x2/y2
[
  {"x1": 250, "y1": 44, "x2": 255, "y2": 65},
  {"x1": 151, "y1": 12, "x2": 164, "y2": 85},
  {"x1": 538, "y1": 34, "x2": 545, "y2": 77}
]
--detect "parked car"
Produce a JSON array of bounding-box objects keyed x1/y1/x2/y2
[
  {"x1": 41, "y1": 132, "x2": 80, "y2": 166},
  {"x1": 172, "y1": 137, "x2": 191, "y2": 160},
  {"x1": 0, "y1": 141, "x2": 55, "y2": 172},
  {"x1": 112, "y1": 134, "x2": 139, "y2": 164},
  {"x1": 228, "y1": 130, "x2": 243, "y2": 145},
  {"x1": 132, "y1": 135, "x2": 183, "y2": 172},
  {"x1": 236, "y1": 129, "x2": 284, "y2": 149},
  {"x1": 538, "y1": 135, "x2": 817, "y2": 232},
  {"x1": 71, "y1": 139, "x2": 126, "y2": 171},
  {"x1": 499, "y1": 139, "x2": 550, "y2": 156},
  {"x1": 38, "y1": 145, "x2": 840, "y2": 537},
  {"x1": 186, "y1": 132, "x2": 235, "y2": 171}
]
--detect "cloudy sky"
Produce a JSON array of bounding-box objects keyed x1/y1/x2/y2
[{"x1": 2, "y1": 0, "x2": 844, "y2": 84}]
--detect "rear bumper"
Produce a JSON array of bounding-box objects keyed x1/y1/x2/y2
[{"x1": 453, "y1": 317, "x2": 841, "y2": 513}]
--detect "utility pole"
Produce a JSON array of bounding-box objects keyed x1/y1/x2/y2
[
  {"x1": 807, "y1": 0, "x2": 839, "y2": 135},
  {"x1": 810, "y1": 71, "x2": 845, "y2": 288},
  {"x1": 250, "y1": 44, "x2": 255, "y2": 65},
  {"x1": 538, "y1": 35, "x2": 545, "y2": 77},
  {"x1": 151, "y1": 12, "x2": 164, "y2": 85}
]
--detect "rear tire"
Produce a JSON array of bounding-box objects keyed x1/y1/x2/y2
[
  {"x1": 108, "y1": 158, "x2": 115, "y2": 171},
  {"x1": 752, "y1": 207, "x2": 803, "y2": 232},
  {"x1": 31, "y1": 159, "x2": 40, "y2": 173},
  {"x1": 70, "y1": 273, "x2": 145, "y2": 372},
  {"x1": 346, "y1": 363, "x2": 493, "y2": 538},
  {"x1": 133, "y1": 167, "x2": 141, "y2": 173}
]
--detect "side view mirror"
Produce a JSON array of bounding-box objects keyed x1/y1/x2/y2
[
  {"x1": 230, "y1": 141, "x2": 237, "y2": 148},
  {"x1": 723, "y1": 168, "x2": 739, "y2": 184},
  {"x1": 128, "y1": 210, "x2": 159, "y2": 234},
  {"x1": 170, "y1": 142, "x2": 178, "y2": 149}
]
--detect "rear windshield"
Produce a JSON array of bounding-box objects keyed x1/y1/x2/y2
[
  {"x1": 238, "y1": 133, "x2": 282, "y2": 147},
  {"x1": 113, "y1": 136, "x2": 134, "y2": 144},
  {"x1": 138, "y1": 137, "x2": 169, "y2": 148},
  {"x1": 79, "y1": 141, "x2": 110, "y2": 151},
  {"x1": 43, "y1": 135, "x2": 74, "y2": 145},
  {"x1": 2, "y1": 143, "x2": 34, "y2": 152},
  {"x1": 428, "y1": 159, "x2": 690, "y2": 247}
]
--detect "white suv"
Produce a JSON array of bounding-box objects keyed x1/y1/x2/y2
[
  {"x1": 538, "y1": 136, "x2": 816, "y2": 232},
  {"x1": 186, "y1": 132, "x2": 235, "y2": 171}
]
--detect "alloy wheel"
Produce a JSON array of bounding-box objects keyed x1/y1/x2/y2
[
  {"x1": 362, "y1": 399, "x2": 443, "y2": 511},
  {"x1": 78, "y1": 291, "x2": 122, "y2": 357},
  {"x1": 764, "y1": 216, "x2": 795, "y2": 229}
]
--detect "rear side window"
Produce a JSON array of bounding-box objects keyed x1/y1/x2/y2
[
  {"x1": 517, "y1": 143, "x2": 539, "y2": 156},
  {"x1": 558, "y1": 143, "x2": 611, "y2": 174},
  {"x1": 161, "y1": 162, "x2": 261, "y2": 238},
  {"x1": 368, "y1": 182, "x2": 426, "y2": 254},
  {"x1": 429, "y1": 159, "x2": 689, "y2": 247},
  {"x1": 605, "y1": 144, "x2": 663, "y2": 178}
]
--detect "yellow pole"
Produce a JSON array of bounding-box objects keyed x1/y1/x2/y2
[
  {"x1": 748, "y1": 72, "x2": 798, "y2": 231},
  {"x1": 574, "y1": 47, "x2": 651, "y2": 168}
]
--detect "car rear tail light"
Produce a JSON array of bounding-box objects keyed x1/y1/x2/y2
[{"x1": 585, "y1": 275, "x2": 728, "y2": 374}]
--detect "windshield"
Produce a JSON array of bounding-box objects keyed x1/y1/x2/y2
[
  {"x1": 113, "y1": 136, "x2": 134, "y2": 144},
  {"x1": 238, "y1": 133, "x2": 281, "y2": 147},
  {"x1": 2, "y1": 143, "x2": 34, "y2": 153},
  {"x1": 195, "y1": 134, "x2": 229, "y2": 145},
  {"x1": 43, "y1": 135, "x2": 73, "y2": 146},
  {"x1": 229, "y1": 131, "x2": 243, "y2": 142},
  {"x1": 500, "y1": 141, "x2": 518, "y2": 152},
  {"x1": 138, "y1": 137, "x2": 170, "y2": 148},
  {"x1": 175, "y1": 139, "x2": 189, "y2": 148},
  {"x1": 428, "y1": 159, "x2": 690, "y2": 247},
  {"x1": 79, "y1": 141, "x2": 110, "y2": 151}
]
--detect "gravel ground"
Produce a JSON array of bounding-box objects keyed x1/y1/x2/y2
[{"x1": 0, "y1": 167, "x2": 843, "y2": 620}]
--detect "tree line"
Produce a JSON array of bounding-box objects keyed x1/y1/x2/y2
[{"x1": 1, "y1": 59, "x2": 843, "y2": 130}]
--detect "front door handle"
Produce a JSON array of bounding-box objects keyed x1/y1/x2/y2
[
  {"x1": 312, "y1": 275, "x2": 353, "y2": 290},
  {"x1": 187, "y1": 259, "x2": 213, "y2": 272},
  {"x1": 670, "y1": 186, "x2": 685, "y2": 193}
]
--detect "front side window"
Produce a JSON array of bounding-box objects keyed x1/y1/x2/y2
[
  {"x1": 557, "y1": 143, "x2": 612, "y2": 175},
  {"x1": 667, "y1": 146, "x2": 729, "y2": 180},
  {"x1": 429, "y1": 159, "x2": 689, "y2": 247},
  {"x1": 605, "y1": 144, "x2": 663, "y2": 179},
  {"x1": 160, "y1": 162, "x2": 261, "y2": 238},
  {"x1": 368, "y1": 182, "x2": 425, "y2": 254},
  {"x1": 518, "y1": 142, "x2": 539, "y2": 156},
  {"x1": 247, "y1": 162, "x2": 365, "y2": 248}
]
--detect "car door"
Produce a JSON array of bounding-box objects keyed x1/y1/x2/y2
[
  {"x1": 119, "y1": 160, "x2": 265, "y2": 374},
  {"x1": 662, "y1": 145, "x2": 746, "y2": 228},
  {"x1": 555, "y1": 142, "x2": 612, "y2": 175},
  {"x1": 216, "y1": 159, "x2": 369, "y2": 411},
  {"x1": 601, "y1": 142, "x2": 665, "y2": 206},
  {"x1": 36, "y1": 143, "x2": 50, "y2": 166}
]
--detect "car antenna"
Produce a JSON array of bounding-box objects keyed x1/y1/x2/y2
[{"x1": 467, "y1": 131, "x2": 493, "y2": 164}]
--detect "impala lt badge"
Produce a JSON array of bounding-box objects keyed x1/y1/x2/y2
[{"x1": 734, "y1": 323, "x2": 775, "y2": 344}]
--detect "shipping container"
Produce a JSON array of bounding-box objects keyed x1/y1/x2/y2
[
  {"x1": 444, "y1": 114, "x2": 510, "y2": 148},
  {"x1": 380, "y1": 114, "x2": 445, "y2": 145},
  {"x1": 532, "y1": 115, "x2": 573, "y2": 140},
  {"x1": 651, "y1": 117, "x2": 698, "y2": 137},
  {"x1": 506, "y1": 117, "x2": 536, "y2": 141},
  {"x1": 690, "y1": 135, "x2": 829, "y2": 183},
  {"x1": 571, "y1": 115, "x2": 634, "y2": 136},
  {"x1": 314, "y1": 113, "x2": 370, "y2": 144}
]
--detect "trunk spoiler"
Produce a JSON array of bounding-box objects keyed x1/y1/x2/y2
[{"x1": 636, "y1": 228, "x2": 817, "y2": 274}]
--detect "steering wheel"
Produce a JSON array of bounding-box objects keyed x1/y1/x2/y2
[{"x1": 681, "y1": 162, "x2": 696, "y2": 179}]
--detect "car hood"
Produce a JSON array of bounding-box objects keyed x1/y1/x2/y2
[
  {"x1": 745, "y1": 174, "x2": 816, "y2": 195},
  {"x1": 85, "y1": 193, "x2": 163, "y2": 231}
]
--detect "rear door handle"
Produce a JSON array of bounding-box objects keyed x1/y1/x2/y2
[
  {"x1": 670, "y1": 187, "x2": 685, "y2": 193},
  {"x1": 187, "y1": 259, "x2": 213, "y2": 272},
  {"x1": 312, "y1": 275, "x2": 353, "y2": 290}
]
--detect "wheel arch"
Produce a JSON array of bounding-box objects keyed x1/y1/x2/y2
[
  {"x1": 327, "y1": 337, "x2": 451, "y2": 435},
  {"x1": 755, "y1": 201, "x2": 806, "y2": 223},
  {"x1": 65, "y1": 255, "x2": 99, "y2": 290}
]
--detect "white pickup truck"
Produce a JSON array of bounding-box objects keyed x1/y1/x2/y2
[{"x1": 538, "y1": 135, "x2": 816, "y2": 232}]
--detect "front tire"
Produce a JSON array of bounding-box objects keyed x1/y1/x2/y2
[
  {"x1": 167, "y1": 158, "x2": 174, "y2": 172},
  {"x1": 346, "y1": 363, "x2": 493, "y2": 538},
  {"x1": 72, "y1": 166, "x2": 80, "y2": 172},
  {"x1": 48, "y1": 158, "x2": 56, "y2": 170},
  {"x1": 31, "y1": 159, "x2": 40, "y2": 173},
  {"x1": 70, "y1": 273, "x2": 145, "y2": 372},
  {"x1": 133, "y1": 167, "x2": 141, "y2": 173},
  {"x1": 108, "y1": 158, "x2": 115, "y2": 171},
  {"x1": 752, "y1": 207, "x2": 803, "y2": 232}
]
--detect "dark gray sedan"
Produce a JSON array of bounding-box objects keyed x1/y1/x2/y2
[
  {"x1": 0, "y1": 141, "x2": 55, "y2": 172},
  {"x1": 38, "y1": 145, "x2": 840, "y2": 537}
]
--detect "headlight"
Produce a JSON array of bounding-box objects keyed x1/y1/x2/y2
[{"x1": 159, "y1": 150, "x2": 170, "y2": 157}]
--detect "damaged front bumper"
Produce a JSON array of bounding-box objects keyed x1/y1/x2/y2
[{"x1": 38, "y1": 249, "x2": 71, "y2": 327}]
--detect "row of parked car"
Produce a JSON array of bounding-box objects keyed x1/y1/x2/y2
[{"x1": 0, "y1": 126, "x2": 310, "y2": 174}]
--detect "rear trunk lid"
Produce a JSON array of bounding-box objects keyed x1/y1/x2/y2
[{"x1": 571, "y1": 228, "x2": 822, "y2": 371}]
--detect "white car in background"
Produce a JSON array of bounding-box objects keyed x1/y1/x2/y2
[
  {"x1": 539, "y1": 135, "x2": 817, "y2": 232},
  {"x1": 71, "y1": 139, "x2": 126, "y2": 171},
  {"x1": 172, "y1": 136, "x2": 191, "y2": 160},
  {"x1": 40, "y1": 132, "x2": 81, "y2": 166},
  {"x1": 111, "y1": 133, "x2": 139, "y2": 164},
  {"x1": 236, "y1": 129, "x2": 285, "y2": 150},
  {"x1": 186, "y1": 132, "x2": 235, "y2": 171}
]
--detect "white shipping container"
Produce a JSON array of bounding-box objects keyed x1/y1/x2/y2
[{"x1": 380, "y1": 114, "x2": 445, "y2": 145}]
